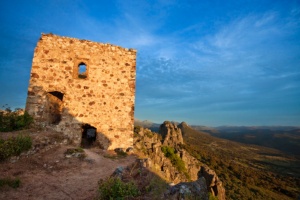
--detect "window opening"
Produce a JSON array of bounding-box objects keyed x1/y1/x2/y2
[
  {"x1": 49, "y1": 91, "x2": 64, "y2": 101},
  {"x1": 78, "y1": 62, "x2": 87, "y2": 79},
  {"x1": 81, "y1": 124, "x2": 97, "y2": 148}
]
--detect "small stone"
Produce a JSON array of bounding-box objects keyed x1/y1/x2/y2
[{"x1": 65, "y1": 154, "x2": 72, "y2": 158}]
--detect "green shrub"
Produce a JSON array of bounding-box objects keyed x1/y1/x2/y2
[
  {"x1": 161, "y1": 146, "x2": 190, "y2": 179},
  {"x1": 0, "y1": 177, "x2": 21, "y2": 189},
  {"x1": 0, "y1": 134, "x2": 32, "y2": 161},
  {"x1": 0, "y1": 108, "x2": 33, "y2": 132},
  {"x1": 98, "y1": 177, "x2": 140, "y2": 200},
  {"x1": 209, "y1": 192, "x2": 218, "y2": 200}
]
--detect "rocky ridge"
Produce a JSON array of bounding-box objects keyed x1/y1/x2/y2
[{"x1": 134, "y1": 121, "x2": 226, "y2": 200}]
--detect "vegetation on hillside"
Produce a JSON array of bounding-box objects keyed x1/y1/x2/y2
[
  {"x1": 98, "y1": 177, "x2": 140, "y2": 200},
  {"x1": 179, "y1": 123, "x2": 300, "y2": 200},
  {"x1": 0, "y1": 134, "x2": 32, "y2": 161},
  {"x1": 161, "y1": 146, "x2": 190, "y2": 179},
  {"x1": 209, "y1": 127, "x2": 300, "y2": 156},
  {"x1": 97, "y1": 162, "x2": 169, "y2": 199},
  {"x1": 0, "y1": 107, "x2": 33, "y2": 132}
]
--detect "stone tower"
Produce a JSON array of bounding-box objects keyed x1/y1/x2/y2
[{"x1": 26, "y1": 33, "x2": 136, "y2": 150}]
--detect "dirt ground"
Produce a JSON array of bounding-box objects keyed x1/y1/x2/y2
[{"x1": 0, "y1": 130, "x2": 137, "y2": 200}]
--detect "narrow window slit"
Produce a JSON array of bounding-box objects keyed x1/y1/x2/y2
[{"x1": 78, "y1": 62, "x2": 87, "y2": 79}]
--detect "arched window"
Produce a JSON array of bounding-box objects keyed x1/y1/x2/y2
[{"x1": 78, "y1": 62, "x2": 87, "y2": 79}]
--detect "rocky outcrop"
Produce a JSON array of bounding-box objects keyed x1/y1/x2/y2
[
  {"x1": 159, "y1": 121, "x2": 183, "y2": 147},
  {"x1": 134, "y1": 126, "x2": 186, "y2": 183},
  {"x1": 180, "y1": 149, "x2": 201, "y2": 181},
  {"x1": 199, "y1": 166, "x2": 226, "y2": 200},
  {"x1": 134, "y1": 121, "x2": 226, "y2": 200}
]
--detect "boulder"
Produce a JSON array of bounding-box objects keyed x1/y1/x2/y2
[{"x1": 165, "y1": 177, "x2": 208, "y2": 200}]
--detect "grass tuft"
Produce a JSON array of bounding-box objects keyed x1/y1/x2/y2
[{"x1": 0, "y1": 134, "x2": 32, "y2": 161}]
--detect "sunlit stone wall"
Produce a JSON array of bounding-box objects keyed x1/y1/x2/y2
[{"x1": 26, "y1": 33, "x2": 136, "y2": 150}]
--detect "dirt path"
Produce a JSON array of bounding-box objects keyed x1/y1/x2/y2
[{"x1": 0, "y1": 144, "x2": 136, "y2": 200}]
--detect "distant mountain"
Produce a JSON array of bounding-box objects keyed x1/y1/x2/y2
[
  {"x1": 190, "y1": 125, "x2": 219, "y2": 134},
  {"x1": 215, "y1": 125, "x2": 299, "y2": 132},
  {"x1": 134, "y1": 119, "x2": 161, "y2": 132}
]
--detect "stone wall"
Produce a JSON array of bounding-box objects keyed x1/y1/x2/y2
[{"x1": 26, "y1": 33, "x2": 136, "y2": 150}]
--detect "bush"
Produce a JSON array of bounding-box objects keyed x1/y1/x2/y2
[
  {"x1": 161, "y1": 146, "x2": 189, "y2": 179},
  {"x1": 0, "y1": 177, "x2": 21, "y2": 189},
  {"x1": 0, "y1": 134, "x2": 32, "y2": 161},
  {"x1": 98, "y1": 177, "x2": 140, "y2": 200},
  {"x1": 209, "y1": 192, "x2": 218, "y2": 200},
  {"x1": 0, "y1": 108, "x2": 33, "y2": 132}
]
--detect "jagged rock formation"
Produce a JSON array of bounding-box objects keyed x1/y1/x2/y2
[
  {"x1": 159, "y1": 121, "x2": 184, "y2": 147},
  {"x1": 135, "y1": 127, "x2": 186, "y2": 182},
  {"x1": 199, "y1": 166, "x2": 226, "y2": 200},
  {"x1": 134, "y1": 121, "x2": 226, "y2": 200}
]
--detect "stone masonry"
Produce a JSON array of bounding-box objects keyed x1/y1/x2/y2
[{"x1": 26, "y1": 33, "x2": 136, "y2": 150}]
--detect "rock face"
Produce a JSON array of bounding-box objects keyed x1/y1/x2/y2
[
  {"x1": 25, "y1": 33, "x2": 136, "y2": 150},
  {"x1": 164, "y1": 177, "x2": 208, "y2": 200},
  {"x1": 134, "y1": 121, "x2": 226, "y2": 200},
  {"x1": 159, "y1": 121, "x2": 184, "y2": 147},
  {"x1": 199, "y1": 166, "x2": 226, "y2": 200}
]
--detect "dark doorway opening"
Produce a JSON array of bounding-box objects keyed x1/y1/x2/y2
[
  {"x1": 81, "y1": 124, "x2": 97, "y2": 148},
  {"x1": 46, "y1": 91, "x2": 64, "y2": 125}
]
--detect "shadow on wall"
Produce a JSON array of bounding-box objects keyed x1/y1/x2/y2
[
  {"x1": 51, "y1": 107, "x2": 111, "y2": 149},
  {"x1": 26, "y1": 87, "x2": 112, "y2": 149}
]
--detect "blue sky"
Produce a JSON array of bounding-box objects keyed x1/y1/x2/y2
[{"x1": 0, "y1": 0, "x2": 299, "y2": 126}]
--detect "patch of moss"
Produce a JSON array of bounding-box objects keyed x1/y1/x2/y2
[{"x1": 0, "y1": 177, "x2": 21, "y2": 189}]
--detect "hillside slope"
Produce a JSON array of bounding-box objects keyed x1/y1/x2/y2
[
  {"x1": 208, "y1": 126, "x2": 300, "y2": 156},
  {"x1": 178, "y1": 122, "x2": 300, "y2": 200}
]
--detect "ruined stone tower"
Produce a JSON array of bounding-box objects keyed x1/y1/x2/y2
[{"x1": 26, "y1": 33, "x2": 136, "y2": 150}]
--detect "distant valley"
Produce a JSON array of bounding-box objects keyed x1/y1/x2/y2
[{"x1": 193, "y1": 125, "x2": 300, "y2": 157}]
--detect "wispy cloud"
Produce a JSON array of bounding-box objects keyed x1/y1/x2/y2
[{"x1": 0, "y1": 0, "x2": 299, "y2": 125}]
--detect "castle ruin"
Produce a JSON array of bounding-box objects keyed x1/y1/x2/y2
[{"x1": 26, "y1": 33, "x2": 136, "y2": 150}]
